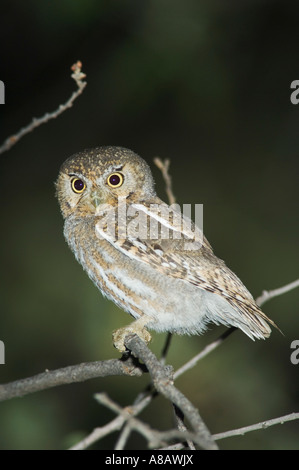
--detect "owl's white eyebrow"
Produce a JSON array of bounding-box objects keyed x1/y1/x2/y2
[{"x1": 101, "y1": 165, "x2": 123, "y2": 179}]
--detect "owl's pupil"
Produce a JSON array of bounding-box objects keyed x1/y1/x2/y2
[
  {"x1": 74, "y1": 179, "x2": 84, "y2": 191},
  {"x1": 109, "y1": 174, "x2": 120, "y2": 186}
]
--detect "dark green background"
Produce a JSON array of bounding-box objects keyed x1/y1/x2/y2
[{"x1": 0, "y1": 0, "x2": 298, "y2": 449}]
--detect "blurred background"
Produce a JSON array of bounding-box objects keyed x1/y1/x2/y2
[{"x1": 0, "y1": 0, "x2": 298, "y2": 450}]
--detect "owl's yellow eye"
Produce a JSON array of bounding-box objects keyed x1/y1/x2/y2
[
  {"x1": 107, "y1": 172, "x2": 124, "y2": 188},
  {"x1": 71, "y1": 177, "x2": 86, "y2": 194}
]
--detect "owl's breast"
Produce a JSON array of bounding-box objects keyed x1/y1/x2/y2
[
  {"x1": 63, "y1": 215, "x2": 208, "y2": 333},
  {"x1": 64, "y1": 215, "x2": 154, "y2": 319}
]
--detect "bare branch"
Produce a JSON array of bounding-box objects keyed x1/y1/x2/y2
[
  {"x1": 213, "y1": 412, "x2": 299, "y2": 441},
  {"x1": 256, "y1": 279, "x2": 299, "y2": 307},
  {"x1": 0, "y1": 357, "x2": 144, "y2": 402},
  {"x1": 0, "y1": 61, "x2": 87, "y2": 155},
  {"x1": 124, "y1": 334, "x2": 218, "y2": 450}
]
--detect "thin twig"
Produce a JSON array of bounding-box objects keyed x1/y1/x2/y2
[
  {"x1": 256, "y1": 279, "x2": 299, "y2": 307},
  {"x1": 173, "y1": 404, "x2": 196, "y2": 450},
  {"x1": 114, "y1": 422, "x2": 132, "y2": 451},
  {"x1": 160, "y1": 332, "x2": 173, "y2": 365},
  {"x1": 0, "y1": 61, "x2": 87, "y2": 155},
  {"x1": 157, "y1": 443, "x2": 185, "y2": 450},
  {"x1": 174, "y1": 329, "x2": 235, "y2": 380},
  {"x1": 213, "y1": 412, "x2": 299, "y2": 441},
  {"x1": 153, "y1": 157, "x2": 176, "y2": 205},
  {"x1": 69, "y1": 415, "x2": 125, "y2": 450}
]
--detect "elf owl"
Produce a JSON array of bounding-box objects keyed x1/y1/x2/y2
[{"x1": 56, "y1": 146, "x2": 277, "y2": 351}]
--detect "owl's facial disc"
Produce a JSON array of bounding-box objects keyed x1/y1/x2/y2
[{"x1": 56, "y1": 146, "x2": 157, "y2": 218}]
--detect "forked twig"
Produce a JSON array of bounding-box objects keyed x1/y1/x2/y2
[
  {"x1": 256, "y1": 279, "x2": 299, "y2": 307},
  {"x1": 0, "y1": 61, "x2": 87, "y2": 155}
]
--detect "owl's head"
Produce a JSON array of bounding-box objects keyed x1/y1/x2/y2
[{"x1": 56, "y1": 146, "x2": 156, "y2": 218}]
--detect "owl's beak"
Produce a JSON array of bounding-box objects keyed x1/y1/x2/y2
[{"x1": 90, "y1": 190, "x2": 102, "y2": 209}]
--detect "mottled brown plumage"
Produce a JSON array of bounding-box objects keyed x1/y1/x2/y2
[{"x1": 56, "y1": 146, "x2": 277, "y2": 351}]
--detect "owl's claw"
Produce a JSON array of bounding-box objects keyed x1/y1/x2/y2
[{"x1": 113, "y1": 317, "x2": 152, "y2": 352}]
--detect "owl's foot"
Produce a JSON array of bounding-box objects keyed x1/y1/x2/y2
[{"x1": 113, "y1": 316, "x2": 152, "y2": 352}]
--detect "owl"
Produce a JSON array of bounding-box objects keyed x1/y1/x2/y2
[{"x1": 56, "y1": 146, "x2": 277, "y2": 351}]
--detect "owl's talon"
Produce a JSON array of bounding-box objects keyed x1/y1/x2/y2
[{"x1": 113, "y1": 322, "x2": 152, "y2": 353}]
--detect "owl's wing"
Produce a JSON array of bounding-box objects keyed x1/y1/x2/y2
[{"x1": 95, "y1": 201, "x2": 278, "y2": 337}]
